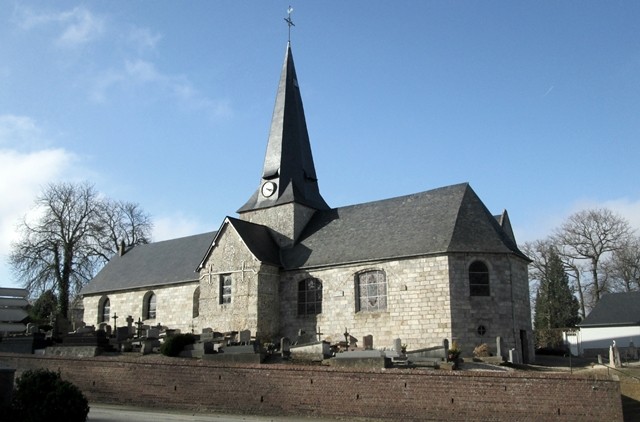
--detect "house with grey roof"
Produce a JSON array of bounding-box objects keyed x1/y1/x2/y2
[
  {"x1": 566, "y1": 292, "x2": 640, "y2": 357},
  {"x1": 81, "y1": 42, "x2": 533, "y2": 361}
]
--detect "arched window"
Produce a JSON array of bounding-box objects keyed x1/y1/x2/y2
[
  {"x1": 193, "y1": 286, "x2": 200, "y2": 318},
  {"x1": 298, "y1": 278, "x2": 322, "y2": 316},
  {"x1": 469, "y1": 261, "x2": 490, "y2": 296},
  {"x1": 356, "y1": 270, "x2": 387, "y2": 312},
  {"x1": 99, "y1": 296, "x2": 110, "y2": 323},
  {"x1": 143, "y1": 291, "x2": 156, "y2": 319}
]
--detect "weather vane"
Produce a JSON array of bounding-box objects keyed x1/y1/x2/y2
[{"x1": 284, "y1": 6, "x2": 295, "y2": 42}]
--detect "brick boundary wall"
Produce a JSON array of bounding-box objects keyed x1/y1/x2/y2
[{"x1": 0, "y1": 353, "x2": 623, "y2": 421}]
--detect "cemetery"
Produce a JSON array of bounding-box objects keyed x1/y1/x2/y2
[
  {"x1": 0, "y1": 302, "x2": 630, "y2": 420},
  {"x1": 0, "y1": 298, "x2": 512, "y2": 371}
]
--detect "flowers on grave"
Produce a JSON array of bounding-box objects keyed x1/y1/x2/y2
[
  {"x1": 473, "y1": 343, "x2": 491, "y2": 358},
  {"x1": 447, "y1": 341, "x2": 461, "y2": 362}
]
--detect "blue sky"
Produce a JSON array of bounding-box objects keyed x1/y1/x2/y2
[{"x1": 2, "y1": 1, "x2": 639, "y2": 289}]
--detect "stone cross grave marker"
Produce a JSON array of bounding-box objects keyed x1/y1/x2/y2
[{"x1": 126, "y1": 315, "x2": 134, "y2": 335}]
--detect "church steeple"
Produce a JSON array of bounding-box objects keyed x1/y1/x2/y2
[{"x1": 238, "y1": 43, "x2": 329, "y2": 214}]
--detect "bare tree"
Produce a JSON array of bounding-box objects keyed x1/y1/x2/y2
[
  {"x1": 10, "y1": 182, "x2": 153, "y2": 317},
  {"x1": 10, "y1": 183, "x2": 101, "y2": 316},
  {"x1": 93, "y1": 199, "x2": 152, "y2": 263},
  {"x1": 554, "y1": 243, "x2": 588, "y2": 318},
  {"x1": 604, "y1": 236, "x2": 640, "y2": 292},
  {"x1": 554, "y1": 208, "x2": 633, "y2": 309},
  {"x1": 523, "y1": 238, "x2": 555, "y2": 307}
]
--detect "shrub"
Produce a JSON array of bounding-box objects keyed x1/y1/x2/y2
[
  {"x1": 447, "y1": 341, "x2": 461, "y2": 361},
  {"x1": 160, "y1": 333, "x2": 196, "y2": 357},
  {"x1": 12, "y1": 368, "x2": 89, "y2": 422},
  {"x1": 473, "y1": 343, "x2": 491, "y2": 357}
]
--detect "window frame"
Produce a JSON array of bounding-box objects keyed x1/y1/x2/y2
[
  {"x1": 99, "y1": 296, "x2": 110, "y2": 324},
  {"x1": 143, "y1": 291, "x2": 157, "y2": 320},
  {"x1": 355, "y1": 269, "x2": 387, "y2": 313},
  {"x1": 220, "y1": 274, "x2": 232, "y2": 304},
  {"x1": 193, "y1": 286, "x2": 200, "y2": 318},
  {"x1": 297, "y1": 278, "x2": 323, "y2": 317},
  {"x1": 469, "y1": 260, "x2": 490, "y2": 296}
]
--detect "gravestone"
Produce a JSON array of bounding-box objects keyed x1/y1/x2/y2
[
  {"x1": 54, "y1": 314, "x2": 72, "y2": 336},
  {"x1": 141, "y1": 339, "x2": 157, "y2": 355},
  {"x1": 146, "y1": 328, "x2": 160, "y2": 339},
  {"x1": 394, "y1": 338, "x2": 403, "y2": 354},
  {"x1": 610, "y1": 341, "x2": 622, "y2": 367},
  {"x1": 296, "y1": 329, "x2": 313, "y2": 344},
  {"x1": 627, "y1": 341, "x2": 638, "y2": 360},
  {"x1": 77, "y1": 325, "x2": 95, "y2": 334},
  {"x1": 126, "y1": 315, "x2": 134, "y2": 335},
  {"x1": 281, "y1": 337, "x2": 291, "y2": 357},
  {"x1": 509, "y1": 348, "x2": 520, "y2": 364},
  {"x1": 97, "y1": 323, "x2": 112, "y2": 337},
  {"x1": 363, "y1": 335, "x2": 373, "y2": 350},
  {"x1": 332, "y1": 350, "x2": 390, "y2": 368},
  {"x1": 116, "y1": 326, "x2": 129, "y2": 342},
  {"x1": 239, "y1": 330, "x2": 251, "y2": 344},
  {"x1": 496, "y1": 336, "x2": 503, "y2": 358},
  {"x1": 72, "y1": 320, "x2": 86, "y2": 332}
]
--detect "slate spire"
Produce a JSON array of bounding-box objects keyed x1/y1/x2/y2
[{"x1": 238, "y1": 43, "x2": 329, "y2": 213}]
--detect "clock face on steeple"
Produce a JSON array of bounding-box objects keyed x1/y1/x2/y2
[{"x1": 261, "y1": 181, "x2": 277, "y2": 198}]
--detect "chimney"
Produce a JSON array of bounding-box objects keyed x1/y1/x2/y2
[{"x1": 119, "y1": 240, "x2": 126, "y2": 256}]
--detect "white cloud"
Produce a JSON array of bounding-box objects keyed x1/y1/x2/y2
[
  {"x1": 152, "y1": 213, "x2": 211, "y2": 242},
  {"x1": 515, "y1": 196, "x2": 640, "y2": 244},
  {"x1": 91, "y1": 59, "x2": 233, "y2": 119},
  {"x1": 0, "y1": 114, "x2": 78, "y2": 287},
  {"x1": 0, "y1": 114, "x2": 47, "y2": 148},
  {"x1": 0, "y1": 148, "x2": 76, "y2": 258},
  {"x1": 127, "y1": 26, "x2": 162, "y2": 52},
  {"x1": 571, "y1": 197, "x2": 640, "y2": 234},
  {"x1": 15, "y1": 6, "x2": 104, "y2": 48}
]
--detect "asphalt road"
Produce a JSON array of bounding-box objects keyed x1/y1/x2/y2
[{"x1": 88, "y1": 404, "x2": 340, "y2": 422}]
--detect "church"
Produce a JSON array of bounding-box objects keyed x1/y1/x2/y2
[{"x1": 81, "y1": 42, "x2": 534, "y2": 361}]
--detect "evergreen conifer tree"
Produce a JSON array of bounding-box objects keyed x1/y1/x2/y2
[{"x1": 534, "y1": 248, "x2": 580, "y2": 349}]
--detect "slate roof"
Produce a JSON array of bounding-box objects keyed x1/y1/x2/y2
[
  {"x1": 239, "y1": 42, "x2": 329, "y2": 213},
  {"x1": 81, "y1": 231, "x2": 216, "y2": 295},
  {"x1": 579, "y1": 292, "x2": 640, "y2": 327},
  {"x1": 281, "y1": 183, "x2": 527, "y2": 269},
  {"x1": 82, "y1": 183, "x2": 527, "y2": 294}
]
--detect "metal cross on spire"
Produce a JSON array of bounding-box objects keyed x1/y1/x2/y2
[{"x1": 284, "y1": 6, "x2": 295, "y2": 42}]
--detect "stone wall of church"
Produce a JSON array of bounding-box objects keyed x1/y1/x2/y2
[
  {"x1": 82, "y1": 282, "x2": 199, "y2": 333},
  {"x1": 240, "y1": 203, "x2": 315, "y2": 248},
  {"x1": 448, "y1": 253, "x2": 534, "y2": 360},
  {"x1": 197, "y1": 223, "x2": 280, "y2": 340},
  {"x1": 279, "y1": 255, "x2": 452, "y2": 350}
]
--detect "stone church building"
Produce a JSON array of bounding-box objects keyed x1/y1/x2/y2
[{"x1": 81, "y1": 43, "x2": 533, "y2": 360}]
